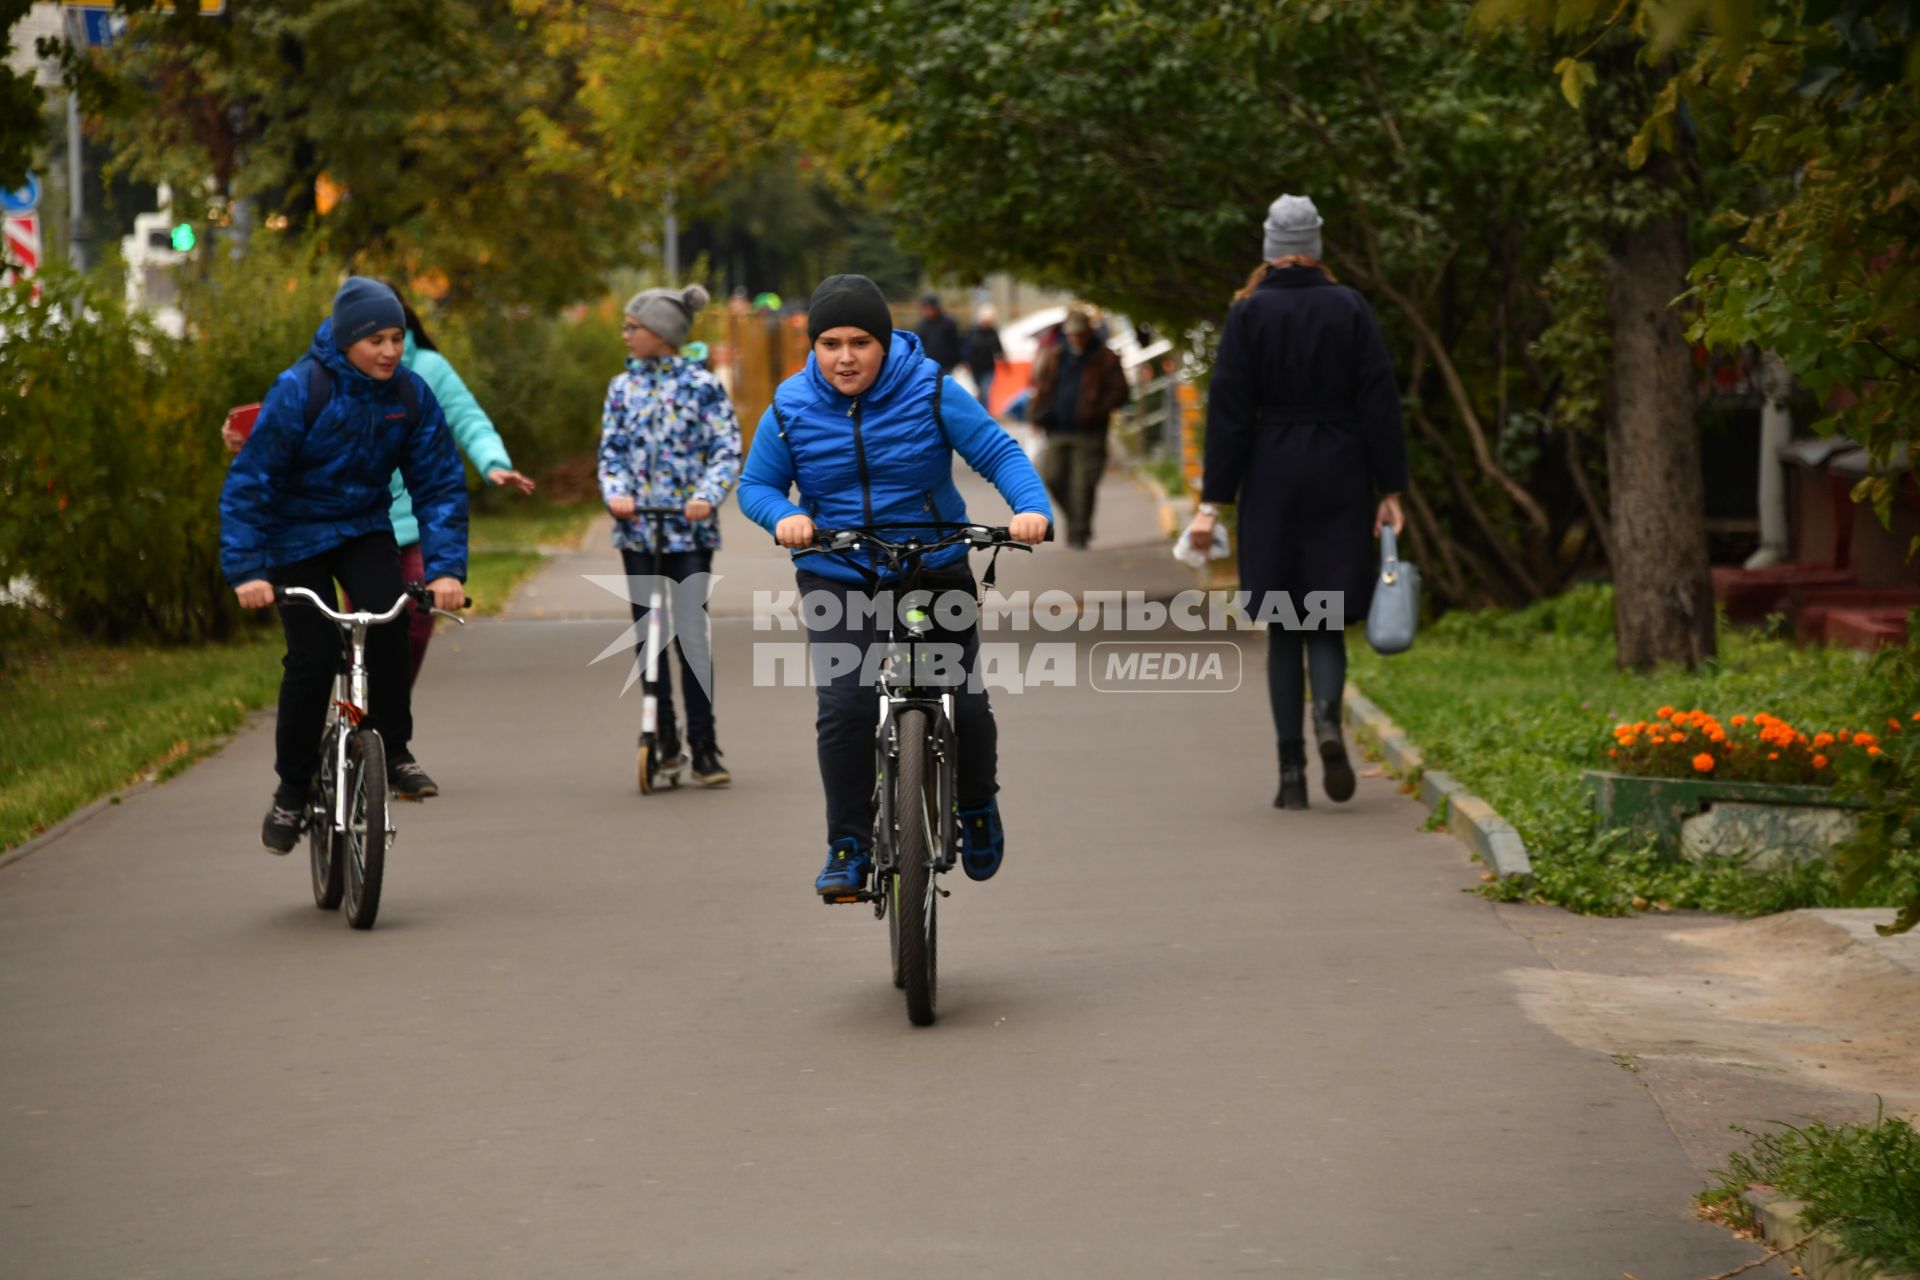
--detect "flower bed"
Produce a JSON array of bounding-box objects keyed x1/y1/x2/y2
[{"x1": 1591, "y1": 706, "x2": 1910, "y2": 868}]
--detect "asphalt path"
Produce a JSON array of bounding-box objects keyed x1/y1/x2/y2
[{"x1": 0, "y1": 464, "x2": 1785, "y2": 1278}]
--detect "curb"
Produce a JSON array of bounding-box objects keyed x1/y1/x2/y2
[
  {"x1": 1342, "y1": 684, "x2": 1534, "y2": 881},
  {"x1": 1742, "y1": 1188, "x2": 1920, "y2": 1280}
]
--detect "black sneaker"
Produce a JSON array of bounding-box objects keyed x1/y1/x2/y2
[
  {"x1": 389, "y1": 760, "x2": 439, "y2": 801},
  {"x1": 690, "y1": 742, "x2": 731, "y2": 787},
  {"x1": 261, "y1": 801, "x2": 302, "y2": 855}
]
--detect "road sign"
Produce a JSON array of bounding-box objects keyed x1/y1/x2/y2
[
  {"x1": 4, "y1": 213, "x2": 44, "y2": 284},
  {"x1": 0, "y1": 174, "x2": 40, "y2": 215}
]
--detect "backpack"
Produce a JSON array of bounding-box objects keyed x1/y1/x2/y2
[{"x1": 303, "y1": 359, "x2": 420, "y2": 432}]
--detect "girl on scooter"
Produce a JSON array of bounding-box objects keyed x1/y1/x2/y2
[{"x1": 597, "y1": 284, "x2": 743, "y2": 788}]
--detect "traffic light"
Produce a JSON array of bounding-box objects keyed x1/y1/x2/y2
[{"x1": 170, "y1": 222, "x2": 196, "y2": 252}]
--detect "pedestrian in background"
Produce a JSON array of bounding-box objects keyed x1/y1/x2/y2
[
  {"x1": 964, "y1": 305, "x2": 1006, "y2": 411},
  {"x1": 1031, "y1": 308, "x2": 1129, "y2": 549},
  {"x1": 915, "y1": 292, "x2": 964, "y2": 378},
  {"x1": 598, "y1": 283, "x2": 743, "y2": 788},
  {"x1": 1190, "y1": 194, "x2": 1408, "y2": 812}
]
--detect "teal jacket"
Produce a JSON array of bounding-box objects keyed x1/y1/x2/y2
[{"x1": 388, "y1": 332, "x2": 514, "y2": 547}]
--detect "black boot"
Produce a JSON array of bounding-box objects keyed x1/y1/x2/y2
[
  {"x1": 1275, "y1": 740, "x2": 1309, "y2": 810},
  {"x1": 1313, "y1": 700, "x2": 1356, "y2": 803}
]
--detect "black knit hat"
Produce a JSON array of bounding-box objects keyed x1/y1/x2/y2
[{"x1": 806, "y1": 274, "x2": 893, "y2": 346}]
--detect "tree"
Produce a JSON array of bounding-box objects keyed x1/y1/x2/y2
[
  {"x1": 795, "y1": 0, "x2": 1617, "y2": 610},
  {"x1": 0, "y1": 0, "x2": 44, "y2": 190},
  {"x1": 64, "y1": 0, "x2": 627, "y2": 309}
]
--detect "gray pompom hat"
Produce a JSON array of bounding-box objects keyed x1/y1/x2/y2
[
  {"x1": 623, "y1": 283, "x2": 711, "y2": 349},
  {"x1": 1262, "y1": 194, "x2": 1324, "y2": 261}
]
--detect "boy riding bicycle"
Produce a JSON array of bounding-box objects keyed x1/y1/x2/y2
[
  {"x1": 220, "y1": 277, "x2": 469, "y2": 854},
  {"x1": 736, "y1": 273, "x2": 1050, "y2": 896}
]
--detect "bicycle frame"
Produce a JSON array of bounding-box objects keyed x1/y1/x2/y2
[{"x1": 282, "y1": 586, "x2": 410, "y2": 840}]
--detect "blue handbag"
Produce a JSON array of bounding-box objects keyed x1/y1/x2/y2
[{"x1": 1365, "y1": 526, "x2": 1420, "y2": 655}]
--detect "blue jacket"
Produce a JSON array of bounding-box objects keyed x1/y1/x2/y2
[
  {"x1": 220, "y1": 319, "x2": 469, "y2": 585},
  {"x1": 738, "y1": 330, "x2": 1051, "y2": 585}
]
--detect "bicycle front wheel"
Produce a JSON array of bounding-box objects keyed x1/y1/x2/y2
[
  {"x1": 892, "y1": 709, "x2": 937, "y2": 1026},
  {"x1": 342, "y1": 729, "x2": 389, "y2": 931},
  {"x1": 308, "y1": 756, "x2": 344, "y2": 911}
]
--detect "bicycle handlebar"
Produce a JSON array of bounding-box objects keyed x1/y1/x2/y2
[
  {"x1": 794, "y1": 521, "x2": 1052, "y2": 561},
  {"x1": 276, "y1": 582, "x2": 470, "y2": 626}
]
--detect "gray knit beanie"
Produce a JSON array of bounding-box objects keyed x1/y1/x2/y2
[
  {"x1": 1262, "y1": 194, "x2": 1324, "y2": 261},
  {"x1": 623, "y1": 284, "x2": 711, "y2": 349}
]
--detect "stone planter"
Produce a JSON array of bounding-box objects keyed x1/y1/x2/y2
[{"x1": 1583, "y1": 770, "x2": 1863, "y2": 871}]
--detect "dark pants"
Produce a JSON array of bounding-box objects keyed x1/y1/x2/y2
[
  {"x1": 619, "y1": 547, "x2": 716, "y2": 750},
  {"x1": 798, "y1": 566, "x2": 997, "y2": 849},
  {"x1": 343, "y1": 542, "x2": 433, "y2": 684},
  {"x1": 1267, "y1": 626, "x2": 1347, "y2": 745},
  {"x1": 270, "y1": 533, "x2": 412, "y2": 801},
  {"x1": 1039, "y1": 431, "x2": 1108, "y2": 543}
]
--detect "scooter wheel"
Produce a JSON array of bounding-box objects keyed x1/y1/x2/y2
[{"x1": 637, "y1": 742, "x2": 654, "y2": 795}]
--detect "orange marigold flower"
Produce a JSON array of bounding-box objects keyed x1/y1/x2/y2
[
  {"x1": 1853, "y1": 732, "x2": 1876, "y2": 747},
  {"x1": 1910, "y1": 711, "x2": 1920, "y2": 722},
  {"x1": 1869, "y1": 746, "x2": 1883, "y2": 757},
  {"x1": 1709, "y1": 729, "x2": 1728, "y2": 743},
  {"x1": 1608, "y1": 748, "x2": 1619, "y2": 758},
  {"x1": 1692, "y1": 753, "x2": 1715, "y2": 773},
  {"x1": 1732, "y1": 715, "x2": 1749, "y2": 727},
  {"x1": 1813, "y1": 733, "x2": 1834, "y2": 749},
  {"x1": 1891, "y1": 719, "x2": 1903, "y2": 733},
  {"x1": 1669, "y1": 734, "x2": 1685, "y2": 744},
  {"x1": 1658, "y1": 705, "x2": 1675, "y2": 718},
  {"x1": 1814, "y1": 754, "x2": 1829, "y2": 769},
  {"x1": 1768, "y1": 752, "x2": 1780, "y2": 760},
  {"x1": 1622, "y1": 735, "x2": 1638, "y2": 747}
]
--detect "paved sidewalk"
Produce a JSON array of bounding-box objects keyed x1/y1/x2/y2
[{"x1": 0, "y1": 451, "x2": 1788, "y2": 1277}]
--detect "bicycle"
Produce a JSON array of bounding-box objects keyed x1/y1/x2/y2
[
  {"x1": 279, "y1": 582, "x2": 466, "y2": 930},
  {"x1": 796, "y1": 522, "x2": 1041, "y2": 1026},
  {"x1": 627, "y1": 505, "x2": 694, "y2": 795}
]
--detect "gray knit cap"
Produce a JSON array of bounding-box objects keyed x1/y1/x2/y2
[
  {"x1": 623, "y1": 283, "x2": 711, "y2": 349},
  {"x1": 1262, "y1": 194, "x2": 1324, "y2": 261}
]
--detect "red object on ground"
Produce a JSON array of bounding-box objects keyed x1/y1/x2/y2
[
  {"x1": 1710, "y1": 564, "x2": 1856, "y2": 624},
  {"x1": 1791, "y1": 586, "x2": 1920, "y2": 645},
  {"x1": 225, "y1": 402, "x2": 261, "y2": 442},
  {"x1": 1821, "y1": 607, "x2": 1911, "y2": 651}
]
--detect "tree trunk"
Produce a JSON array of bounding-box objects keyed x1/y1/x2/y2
[{"x1": 1605, "y1": 210, "x2": 1715, "y2": 670}]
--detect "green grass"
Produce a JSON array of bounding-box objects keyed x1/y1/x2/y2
[
  {"x1": 0, "y1": 507, "x2": 591, "y2": 851},
  {"x1": 0, "y1": 633, "x2": 285, "y2": 851},
  {"x1": 463, "y1": 549, "x2": 547, "y2": 616},
  {"x1": 1700, "y1": 1108, "x2": 1920, "y2": 1270},
  {"x1": 468, "y1": 497, "x2": 600, "y2": 553},
  {"x1": 1348, "y1": 584, "x2": 1911, "y2": 915}
]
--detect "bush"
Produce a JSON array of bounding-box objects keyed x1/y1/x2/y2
[
  {"x1": 1, "y1": 241, "x2": 622, "y2": 644},
  {"x1": 449, "y1": 297, "x2": 624, "y2": 478}
]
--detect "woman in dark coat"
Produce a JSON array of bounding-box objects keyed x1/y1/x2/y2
[{"x1": 1191, "y1": 194, "x2": 1408, "y2": 811}]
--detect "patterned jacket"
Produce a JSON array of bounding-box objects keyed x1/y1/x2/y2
[{"x1": 597, "y1": 355, "x2": 743, "y2": 554}]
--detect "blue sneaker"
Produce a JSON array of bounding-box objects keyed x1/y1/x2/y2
[
  {"x1": 957, "y1": 800, "x2": 1005, "y2": 882},
  {"x1": 815, "y1": 837, "x2": 872, "y2": 897}
]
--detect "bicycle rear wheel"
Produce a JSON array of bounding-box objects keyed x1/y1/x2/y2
[
  {"x1": 308, "y1": 751, "x2": 344, "y2": 910},
  {"x1": 342, "y1": 729, "x2": 389, "y2": 930},
  {"x1": 892, "y1": 709, "x2": 937, "y2": 1026}
]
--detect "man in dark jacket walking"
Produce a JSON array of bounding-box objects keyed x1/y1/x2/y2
[
  {"x1": 964, "y1": 305, "x2": 1006, "y2": 409},
  {"x1": 1031, "y1": 309, "x2": 1130, "y2": 548},
  {"x1": 915, "y1": 293, "x2": 964, "y2": 377}
]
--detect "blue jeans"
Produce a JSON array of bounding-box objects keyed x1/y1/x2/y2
[{"x1": 971, "y1": 367, "x2": 995, "y2": 409}]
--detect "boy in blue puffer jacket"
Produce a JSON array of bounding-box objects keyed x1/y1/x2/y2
[
  {"x1": 737, "y1": 274, "x2": 1051, "y2": 897},
  {"x1": 221, "y1": 277, "x2": 469, "y2": 855}
]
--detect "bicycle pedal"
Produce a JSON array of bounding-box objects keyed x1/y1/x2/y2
[{"x1": 821, "y1": 890, "x2": 876, "y2": 906}]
